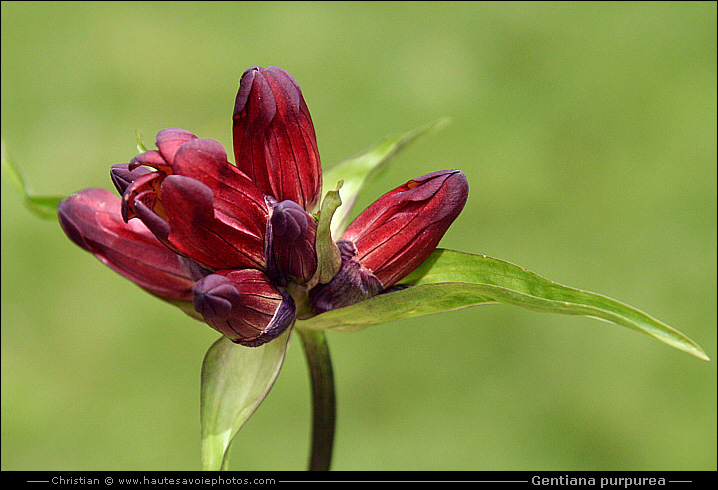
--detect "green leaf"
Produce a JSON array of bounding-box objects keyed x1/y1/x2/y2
[
  {"x1": 296, "y1": 282, "x2": 495, "y2": 332},
  {"x1": 297, "y1": 249, "x2": 708, "y2": 361},
  {"x1": 1, "y1": 140, "x2": 65, "y2": 219},
  {"x1": 136, "y1": 129, "x2": 149, "y2": 153},
  {"x1": 24, "y1": 195, "x2": 65, "y2": 220},
  {"x1": 200, "y1": 329, "x2": 292, "y2": 471},
  {"x1": 321, "y1": 117, "x2": 450, "y2": 238}
]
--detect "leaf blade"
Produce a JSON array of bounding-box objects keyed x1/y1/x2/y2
[
  {"x1": 298, "y1": 249, "x2": 708, "y2": 360},
  {"x1": 200, "y1": 329, "x2": 292, "y2": 471},
  {"x1": 407, "y1": 249, "x2": 709, "y2": 360},
  {"x1": 1, "y1": 140, "x2": 65, "y2": 219},
  {"x1": 296, "y1": 282, "x2": 497, "y2": 332}
]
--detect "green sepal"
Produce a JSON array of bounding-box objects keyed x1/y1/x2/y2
[
  {"x1": 314, "y1": 181, "x2": 344, "y2": 284},
  {"x1": 136, "y1": 129, "x2": 149, "y2": 153}
]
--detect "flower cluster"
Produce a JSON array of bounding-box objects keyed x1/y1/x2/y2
[{"x1": 58, "y1": 66, "x2": 468, "y2": 346}]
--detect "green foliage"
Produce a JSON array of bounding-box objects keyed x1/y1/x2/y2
[
  {"x1": 301, "y1": 250, "x2": 707, "y2": 361},
  {"x1": 200, "y1": 331, "x2": 291, "y2": 471},
  {"x1": 1, "y1": 141, "x2": 64, "y2": 220}
]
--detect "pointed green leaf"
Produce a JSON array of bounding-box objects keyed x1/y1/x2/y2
[
  {"x1": 297, "y1": 249, "x2": 708, "y2": 361},
  {"x1": 200, "y1": 329, "x2": 292, "y2": 471},
  {"x1": 136, "y1": 129, "x2": 149, "y2": 153},
  {"x1": 322, "y1": 117, "x2": 450, "y2": 238},
  {"x1": 1, "y1": 140, "x2": 65, "y2": 220}
]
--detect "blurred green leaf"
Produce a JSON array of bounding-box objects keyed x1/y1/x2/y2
[
  {"x1": 322, "y1": 117, "x2": 450, "y2": 238},
  {"x1": 1, "y1": 140, "x2": 65, "y2": 220},
  {"x1": 298, "y1": 249, "x2": 709, "y2": 361},
  {"x1": 200, "y1": 329, "x2": 292, "y2": 471},
  {"x1": 24, "y1": 195, "x2": 65, "y2": 220}
]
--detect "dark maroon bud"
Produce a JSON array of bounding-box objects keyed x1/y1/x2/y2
[
  {"x1": 308, "y1": 240, "x2": 383, "y2": 315},
  {"x1": 270, "y1": 200, "x2": 317, "y2": 284},
  {"x1": 110, "y1": 164, "x2": 151, "y2": 195},
  {"x1": 233, "y1": 66, "x2": 322, "y2": 211},
  {"x1": 192, "y1": 269, "x2": 296, "y2": 347}
]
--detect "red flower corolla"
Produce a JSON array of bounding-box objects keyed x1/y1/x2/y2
[
  {"x1": 309, "y1": 170, "x2": 468, "y2": 314},
  {"x1": 58, "y1": 65, "x2": 468, "y2": 346},
  {"x1": 233, "y1": 66, "x2": 322, "y2": 212}
]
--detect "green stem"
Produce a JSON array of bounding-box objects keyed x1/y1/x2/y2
[{"x1": 297, "y1": 328, "x2": 336, "y2": 471}]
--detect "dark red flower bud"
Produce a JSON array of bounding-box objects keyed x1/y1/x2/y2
[
  {"x1": 269, "y1": 200, "x2": 318, "y2": 284},
  {"x1": 343, "y1": 170, "x2": 469, "y2": 288},
  {"x1": 232, "y1": 66, "x2": 322, "y2": 211},
  {"x1": 308, "y1": 240, "x2": 382, "y2": 314},
  {"x1": 58, "y1": 188, "x2": 209, "y2": 302},
  {"x1": 192, "y1": 269, "x2": 295, "y2": 347}
]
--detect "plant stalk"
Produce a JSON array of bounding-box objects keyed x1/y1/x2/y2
[{"x1": 297, "y1": 328, "x2": 336, "y2": 471}]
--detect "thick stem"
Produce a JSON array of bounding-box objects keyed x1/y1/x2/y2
[{"x1": 297, "y1": 328, "x2": 336, "y2": 471}]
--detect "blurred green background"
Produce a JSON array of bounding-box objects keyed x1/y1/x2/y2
[{"x1": 2, "y1": 1, "x2": 715, "y2": 471}]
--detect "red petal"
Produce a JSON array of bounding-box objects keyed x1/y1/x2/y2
[
  {"x1": 110, "y1": 163, "x2": 151, "y2": 195},
  {"x1": 157, "y1": 175, "x2": 267, "y2": 271},
  {"x1": 58, "y1": 188, "x2": 207, "y2": 302},
  {"x1": 171, "y1": 138, "x2": 268, "y2": 239},
  {"x1": 128, "y1": 150, "x2": 170, "y2": 173},
  {"x1": 121, "y1": 171, "x2": 165, "y2": 222},
  {"x1": 155, "y1": 128, "x2": 197, "y2": 164}
]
